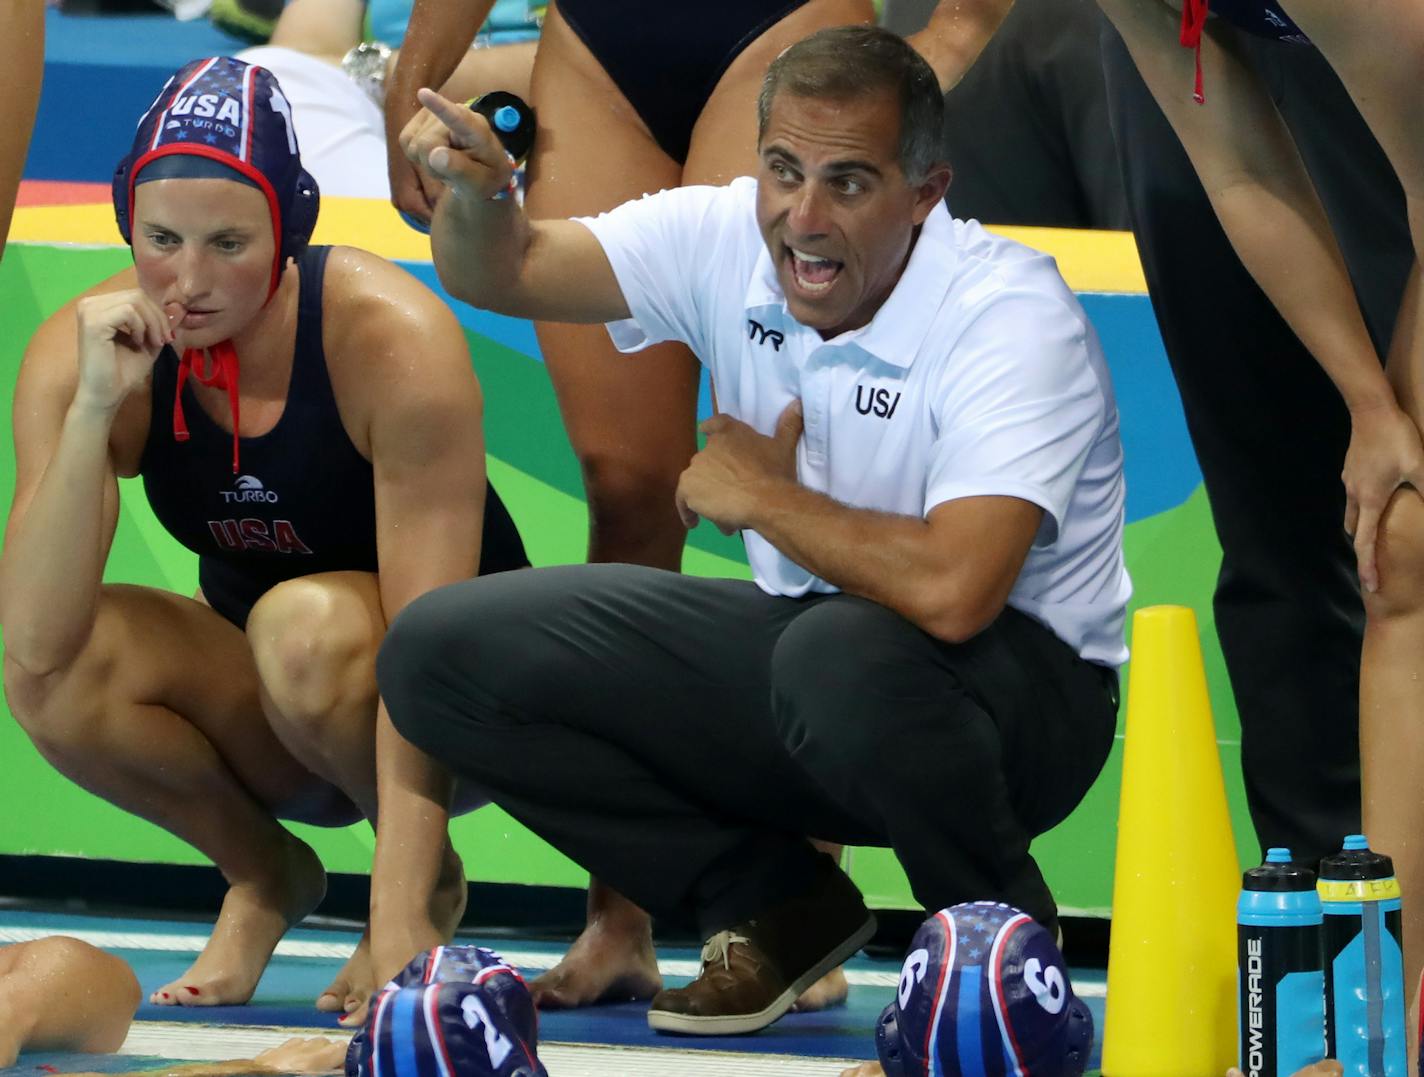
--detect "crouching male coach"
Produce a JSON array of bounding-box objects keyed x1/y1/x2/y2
[{"x1": 379, "y1": 24, "x2": 1131, "y2": 1039}]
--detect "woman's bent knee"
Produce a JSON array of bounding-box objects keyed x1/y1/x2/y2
[
  {"x1": 248, "y1": 577, "x2": 379, "y2": 724},
  {"x1": 1368, "y1": 489, "x2": 1424, "y2": 620}
]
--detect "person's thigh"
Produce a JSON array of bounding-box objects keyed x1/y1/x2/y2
[
  {"x1": 772, "y1": 597, "x2": 1115, "y2": 836},
  {"x1": 0, "y1": 0, "x2": 41, "y2": 261},
  {"x1": 521, "y1": 4, "x2": 700, "y2": 568},
  {"x1": 768, "y1": 596, "x2": 1114, "y2": 922},
  {"x1": 249, "y1": 570, "x2": 488, "y2": 818},
  {"x1": 8, "y1": 584, "x2": 334, "y2": 817},
  {"x1": 682, "y1": 0, "x2": 874, "y2": 186},
  {"x1": 380, "y1": 564, "x2": 869, "y2": 836}
]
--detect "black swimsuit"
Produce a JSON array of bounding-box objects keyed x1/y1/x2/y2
[
  {"x1": 556, "y1": 0, "x2": 812, "y2": 164},
  {"x1": 1207, "y1": 0, "x2": 1309, "y2": 43},
  {"x1": 139, "y1": 244, "x2": 528, "y2": 628}
]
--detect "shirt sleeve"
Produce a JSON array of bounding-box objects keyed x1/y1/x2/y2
[
  {"x1": 575, "y1": 182, "x2": 737, "y2": 356},
  {"x1": 923, "y1": 289, "x2": 1105, "y2": 547}
]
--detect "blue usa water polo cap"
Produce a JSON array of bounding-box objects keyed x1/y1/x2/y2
[
  {"x1": 112, "y1": 56, "x2": 320, "y2": 295},
  {"x1": 346, "y1": 945, "x2": 548, "y2": 1077},
  {"x1": 876, "y1": 902, "x2": 1093, "y2": 1076}
]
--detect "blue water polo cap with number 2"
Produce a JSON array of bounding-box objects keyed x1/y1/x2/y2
[{"x1": 346, "y1": 945, "x2": 547, "y2": 1077}]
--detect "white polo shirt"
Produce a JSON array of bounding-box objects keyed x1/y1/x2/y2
[{"x1": 577, "y1": 177, "x2": 1131, "y2": 667}]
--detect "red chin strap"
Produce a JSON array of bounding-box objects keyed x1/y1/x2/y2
[
  {"x1": 1180, "y1": 0, "x2": 1210, "y2": 104},
  {"x1": 173, "y1": 340, "x2": 241, "y2": 474}
]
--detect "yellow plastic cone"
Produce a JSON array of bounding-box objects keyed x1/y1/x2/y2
[{"x1": 1102, "y1": 605, "x2": 1240, "y2": 1076}]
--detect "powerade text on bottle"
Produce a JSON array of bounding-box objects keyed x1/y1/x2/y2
[
  {"x1": 1319, "y1": 834, "x2": 1406, "y2": 1075},
  {"x1": 1238, "y1": 847, "x2": 1325, "y2": 1077},
  {"x1": 399, "y1": 90, "x2": 537, "y2": 232}
]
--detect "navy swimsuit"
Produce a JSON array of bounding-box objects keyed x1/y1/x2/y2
[
  {"x1": 139, "y1": 244, "x2": 528, "y2": 627},
  {"x1": 1207, "y1": 0, "x2": 1310, "y2": 43},
  {"x1": 557, "y1": 0, "x2": 812, "y2": 163}
]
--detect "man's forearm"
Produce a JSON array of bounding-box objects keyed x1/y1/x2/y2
[
  {"x1": 429, "y1": 191, "x2": 533, "y2": 314},
  {"x1": 746, "y1": 482, "x2": 984, "y2": 642}
]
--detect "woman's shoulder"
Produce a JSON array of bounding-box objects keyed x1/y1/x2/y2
[
  {"x1": 316, "y1": 245, "x2": 478, "y2": 412},
  {"x1": 318, "y1": 245, "x2": 459, "y2": 337}
]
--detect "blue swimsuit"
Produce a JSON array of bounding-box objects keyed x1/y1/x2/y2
[{"x1": 139, "y1": 245, "x2": 528, "y2": 627}]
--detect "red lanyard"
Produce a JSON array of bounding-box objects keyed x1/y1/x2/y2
[
  {"x1": 1180, "y1": 0, "x2": 1210, "y2": 104},
  {"x1": 173, "y1": 340, "x2": 241, "y2": 474}
]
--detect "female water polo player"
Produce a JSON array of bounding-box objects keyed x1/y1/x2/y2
[{"x1": 0, "y1": 56, "x2": 527, "y2": 1021}]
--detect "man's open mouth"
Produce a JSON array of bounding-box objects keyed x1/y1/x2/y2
[{"x1": 789, "y1": 246, "x2": 843, "y2": 294}]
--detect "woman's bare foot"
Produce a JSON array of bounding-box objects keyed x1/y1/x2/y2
[
  {"x1": 316, "y1": 927, "x2": 371, "y2": 1017},
  {"x1": 839, "y1": 1063, "x2": 883, "y2": 1077},
  {"x1": 530, "y1": 917, "x2": 662, "y2": 1009},
  {"x1": 792, "y1": 965, "x2": 849, "y2": 1011},
  {"x1": 533, "y1": 880, "x2": 661, "y2": 1009},
  {"x1": 150, "y1": 834, "x2": 326, "y2": 1007},
  {"x1": 351, "y1": 843, "x2": 469, "y2": 1027}
]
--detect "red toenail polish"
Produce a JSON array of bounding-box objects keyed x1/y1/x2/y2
[
  {"x1": 160, "y1": 992, "x2": 170, "y2": 999},
  {"x1": 186, "y1": 986, "x2": 201, "y2": 995}
]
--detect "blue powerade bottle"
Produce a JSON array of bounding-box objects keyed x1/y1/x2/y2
[
  {"x1": 399, "y1": 90, "x2": 537, "y2": 233},
  {"x1": 1238, "y1": 848, "x2": 1326, "y2": 1077},
  {"x1": 1319, "y1": 834, "x2": 1407, "y2": 1076}
]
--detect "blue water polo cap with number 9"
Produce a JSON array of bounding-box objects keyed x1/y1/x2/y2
[{"x1": 876, "y1": 902, "x2": 1093, "y2": 1076}]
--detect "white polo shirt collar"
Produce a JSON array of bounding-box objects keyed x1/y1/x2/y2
[{"x1": 743, "y1": 199, "x2": 959, "y2": 369}]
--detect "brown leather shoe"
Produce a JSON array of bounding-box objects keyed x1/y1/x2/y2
[{"x1": 647, "y1": 856, "x2": 876, "y2": 1035}]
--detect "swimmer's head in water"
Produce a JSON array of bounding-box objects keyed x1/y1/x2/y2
[
  {"x1": 346, "y1": 945, "x2": 548, "y2": 1077},
  {"x1": 112, "y1": 56, "x2": 320, "y2": 299},
  {"x1": 876, "y1": 902, "x2": 1093, "y2": 1077}
]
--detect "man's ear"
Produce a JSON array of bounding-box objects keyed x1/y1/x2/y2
[{"x1": 911, "y1": 162, "x2": 953, "y2": 225}]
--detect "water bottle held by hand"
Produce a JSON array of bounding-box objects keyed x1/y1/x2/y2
[{"x1": 400, "y1": 90, "x2": 537, "y2": 232}]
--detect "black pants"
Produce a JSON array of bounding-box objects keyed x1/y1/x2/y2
[
  {"x1": 378, "y1": 564, "x2": 1117, "y2": 936},
  {"x1": 1099, "y1": 24, "x2": 1413, "y2": 862}
]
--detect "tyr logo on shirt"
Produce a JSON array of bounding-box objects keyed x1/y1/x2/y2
[
  {"x1": 854, "y1": 385, "x2": 902, "y2": 420},
  {"x1": 747, "y1": 319, "x2": 784, "y2": 351}
]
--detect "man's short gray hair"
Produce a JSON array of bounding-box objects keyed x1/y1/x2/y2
[{"x1": 756, "y1": 25, "x2": 944, "y2": 184}]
